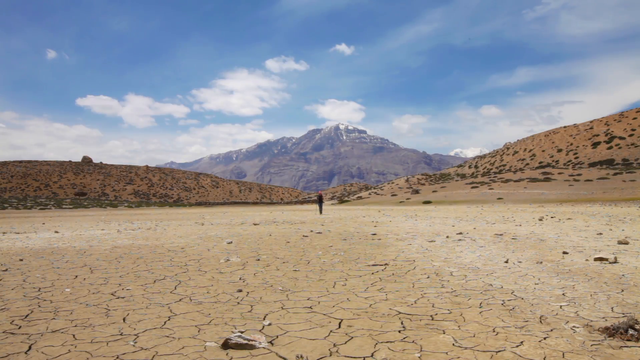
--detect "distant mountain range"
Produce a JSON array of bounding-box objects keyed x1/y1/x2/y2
[{"x1": 159, "y1": 123, "x2": 467, "y2": 192}]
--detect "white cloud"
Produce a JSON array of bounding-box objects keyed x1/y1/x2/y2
[
  {"x1": 265, "y1": 56, "x2": 310, "y2": 73},
  {"x1": 305, "y1": 99, "x2": 365, "y2": 125},
  {"x1": 0, "y1": 111, "x2": 276, "y2": 165},
  {"x1": 392, "y1": 114, "x2": 429, "y2": 135},
  {"x1": 76, "y1": 93, "x2": 190, "y2": 128},
  {"x1": 330, "y1": 43, "x2": 355, "y2": 56},
  {"x1": 190, "y1": 69, "x2": 290, "y2": 116},
  {"x1": 178, "y1": 119, "x2": 200, "y2": 126},
  {"x1": 449, "y1": 147, "x2": 489, "y2": 158},
  {"x1": 174, "y1": 120, "x2": 274, "y2": 158},
  {"x1": 46, "y1": 49, "x2": 58, "y2": 60},
  {"x1": 522, "y1": 0, "x2": 640, "y2": 38},
  {"x1": 478, "y1": 105, "x2": 504, "y2": 117}
]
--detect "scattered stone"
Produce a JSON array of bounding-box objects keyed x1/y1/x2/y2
[
  {"x1": 315, "y1": 231, "x2": 323, "y2": 234},
  {"x1": 225, "y1": 239, "x2": 233, "y2": 244},
  {"x1": 504, "y1": 259, "x2": 509, "y2": 264},
  {"x1": 295, "y1": 355, "x2": 309, "y2": 360},
  {"x1": 80, "y1": 155, "x2": 93, "y2": 163},
  {"x1": 54, "y1": 230, "x2": 59, "y2": 234},
  {"x1": 236, "y1": 288, "x2": 243, "y2": 293},
  {"x1": 18, "y1": 258, "x2": 23, "y2": 262},
  {"x1": 562, "y1": 251, "x2": 569, "y2": 255},
  {"x1": 262, "y1": 320, "x2": 271, "y2": 326},
  {"x1": 220, "y1": 256, "x2": 241, "y2": 263},
  {"x1": 0, "y1": 267, "x2": 7, "y2": 272},
  {"x1": 302, "y1": 235, "x2": 309, "y2": 238},
  {"x1": 618, "y1": 239, "x2": 630, "y2": 245},
  {"x1": 370, "y1": 232, "x2": 377, "y2": 236},
  {"x1": 538, "y1": 217, "x2": 544, "y2": 221},
  {"x1": 253, "y1": 222, "x2": 260, "y2": 226},
  {"x1": 597, "y1": 232, "x2": 603, "y2": 235},
  {"x1": 220, "y1": 333, "x2": 268, "y2": 350},
  {"x1": 594, "y1": 255, "x2": 618, "y2": 263},
  {"x1": 204, "y1": 341, "x2": 219, "y2": 347}
]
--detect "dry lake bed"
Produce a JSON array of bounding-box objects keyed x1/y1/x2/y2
[{"x1": 1, "y1": 203, "x2": 639, "y2": 359}]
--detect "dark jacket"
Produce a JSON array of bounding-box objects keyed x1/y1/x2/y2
[{"x1": 317, "y1": 194, "x2": 324, "y2": 204}]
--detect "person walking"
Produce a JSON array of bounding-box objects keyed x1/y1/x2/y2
[{"x1": 317, "y1": 191, "x2": 324, "y2": 215}]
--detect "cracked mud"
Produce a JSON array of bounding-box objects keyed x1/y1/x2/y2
[{"x1": 1, "y1": 204, "x2": 639, "y2": 359}]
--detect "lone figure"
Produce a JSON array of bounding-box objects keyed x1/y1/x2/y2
[{"x1": 317, "y1": 191, "x2": 324, "y2": 215}]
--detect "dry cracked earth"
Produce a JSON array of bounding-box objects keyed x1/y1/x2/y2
[{"x1": 1, "y1": 203, "x2": 639, "y2": 360}]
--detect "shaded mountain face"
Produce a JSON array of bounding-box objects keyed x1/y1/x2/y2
[{"x1": 158, "y1": 124, "x2": 467, "y2": 192}]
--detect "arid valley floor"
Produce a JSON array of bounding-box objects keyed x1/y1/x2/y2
[{"x1": 1, "y1": 203, "x2": 639, "y2": 360}]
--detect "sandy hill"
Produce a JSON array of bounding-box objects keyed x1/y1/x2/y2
[
  {"x1": 340, "y1": 108, "x2": 640, "y2": 205},
  {"x1": 299, "y1": 182, "x2": 373, "y2": 202},
  {"x1": 446, "y1": 107, "x2": 640, "y2": 177},
  {"x1": 0, "y1": 160, "x2": 306, "y2": 206},
  {"x1": 159, "y1": 123, "x2": 466, "y2": 192}
]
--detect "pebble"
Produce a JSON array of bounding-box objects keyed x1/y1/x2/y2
[{"x1": 225, "y1": 239, "x2": 233, "y2": 244}]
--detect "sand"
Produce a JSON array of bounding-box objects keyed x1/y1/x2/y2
[{"x1": 1, "y1": 203, "x2": 639, "y2": 359}]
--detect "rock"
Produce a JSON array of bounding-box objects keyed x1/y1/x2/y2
[
  {"x1": 594, "y1": 255, "x2": 618, "y2": 263},
  {"x1": 618, "y1": 239, "x2": 630, "y2": 245},
  {"x1": 220, "y1": 256, "x2": 241, "y2": 263},
  {"x1": 538, "y1": 217, "x2": 544, "y2": 221},
  {"x1": 80, "y1": 155, "x2": 94, "y2": 163},
  {"x1": 204, "y1": 342, "x2": 219, "y2": 347},
  {"x1": 220, "y1": 333, "x2": 268, "y2": 350},
  {"x1": 236, "y1": 288, "x2": 243, "y2": 293},
  {"x1": 253, "y1": 222, "x2": 260, "y2": 226},
  {"x1": 296, "y1": 355, "x2": 309, "y2": 360},
  {"x1": 0, "y1": 267, "x2": 7, "y2": 272},
  {"x1": 370, "y1": 232, "x2": 377, "y2": 236},
  {"x1": 504, "y1": 259, "x2": 509, "y2": 264},
  {"x1": 597, "y1": 232, "x2": 603, "y2": 235},
  {"x1": 263, "y1": 320, "x2": 271, "y2": 326},
  {"x1": 315, "y1": 231, "x2": 323, "y2": 234},
  {"x1": 225, "y1": 239, "x2": 233, "y2": 244},
  {"x1": 562, "y1": 251, "x2": 569, "y2": 255},
  {"x1": 74, "y1": 191, "x2": 88, "y2": 197}
]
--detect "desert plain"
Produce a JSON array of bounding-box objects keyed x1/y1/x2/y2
[{"x1": 1, "y1": 202, "x2": 639, "y2": 360}]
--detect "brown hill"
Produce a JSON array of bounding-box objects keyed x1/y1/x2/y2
[
  {"x1": 299, "y1": 182, "x2": 373, "y2": 203},
  {"x1": 445, "y1": 107, "x2": 640, "y2": 177},
  {"x1": 0, "y1": 160, "x2": 306, "y2": 206},
  {"x1": 339, "y1": 108, "x2": 640, "y2": 205}
]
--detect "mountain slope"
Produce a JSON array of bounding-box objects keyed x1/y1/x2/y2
[
  {"x1": 444, "y1": 107, "x2": 640, "y2": 177},
  {"x1": 0, "y1": 160, "x2": 306, "y2": 205},
  {"x1": 159, "y1": 124, "x2": 466, "y2": 192}
]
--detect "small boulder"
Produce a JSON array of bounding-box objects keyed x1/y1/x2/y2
[
  {"x1": 220, "y1": 333, "x2": 268, "y2": 350},
  {"x1": 617, "y1": 239, "x2": 630, "y2": 245},
  {"x1": 80, "y1": 155, "x2": 93, "y2": 163}
]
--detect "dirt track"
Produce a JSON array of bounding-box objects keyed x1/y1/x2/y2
[{"x1": 1, "y1": 204, "x2": 639, "y2": 359}]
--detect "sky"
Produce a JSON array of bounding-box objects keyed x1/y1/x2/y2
[{"x1": 1, "y1": 0, "x2": 640, "y2": 164}]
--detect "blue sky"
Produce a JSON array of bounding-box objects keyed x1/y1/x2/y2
[{"x1": 1, "y1": 0, "x2": 640, "y2": 164}]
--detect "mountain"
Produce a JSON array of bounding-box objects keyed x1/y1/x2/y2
[
  {"x1": 0, "y1": 159, "x2": 306, "y2": 208},
  {"x1": 445, "y1": 107, "x2": 640, "y2": 177},
  {"x1": 449, "y1": 147, "x2": 489, "y2": 158},
  {"x1": 158, "y1": 124, "x2": 467, "y2": 192}
]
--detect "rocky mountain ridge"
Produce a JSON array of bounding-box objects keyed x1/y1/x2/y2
[{"x1": 159, "y1": 124, "x2": 466, "y2": 192}]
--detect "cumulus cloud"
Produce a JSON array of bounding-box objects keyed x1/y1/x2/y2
[
  {"x1": 478, "y1": 105, "x2": 504, "y2": 117},
  {"x1": 0, "y1": 111, "x2": 276, "y2": 165},
  {"x1": 190, "y1": 69, "x2": 290, "y2": 116},
  {"x1": 448, "y1": 147, "x2": 489, "y2": 158},
  {"x1": 305, "y1": 99, "x2": 365, "y2": 125},
  {"x1": 46, "y1": 49, "x2": 58, "y2": 60},
  {"x1": 0, "y1": 123, "x2": 5, "y2": 128},
  {"x1": 330, "y1": 43, "x2": 355, "y2": 56},
  {"x1": 178, "y1": 119, "x2": 200, "y2": 126},
  {"x1": 265, "y1": 56, "x2": 310, "y2": 73},
  {"x1": 76, "y1": 94, "x2": 191, "y2": 128},
  {"x1": 174, "y1": 120, "x2": 273, "y2": 158},
  {"x1": 392, "y1": 114, "x2": 429, "y2": 135}
]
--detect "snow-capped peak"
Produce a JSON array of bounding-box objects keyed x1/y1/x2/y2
[{"x1": 449, "y1": 147, "x2": 489, "y2": 158}]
